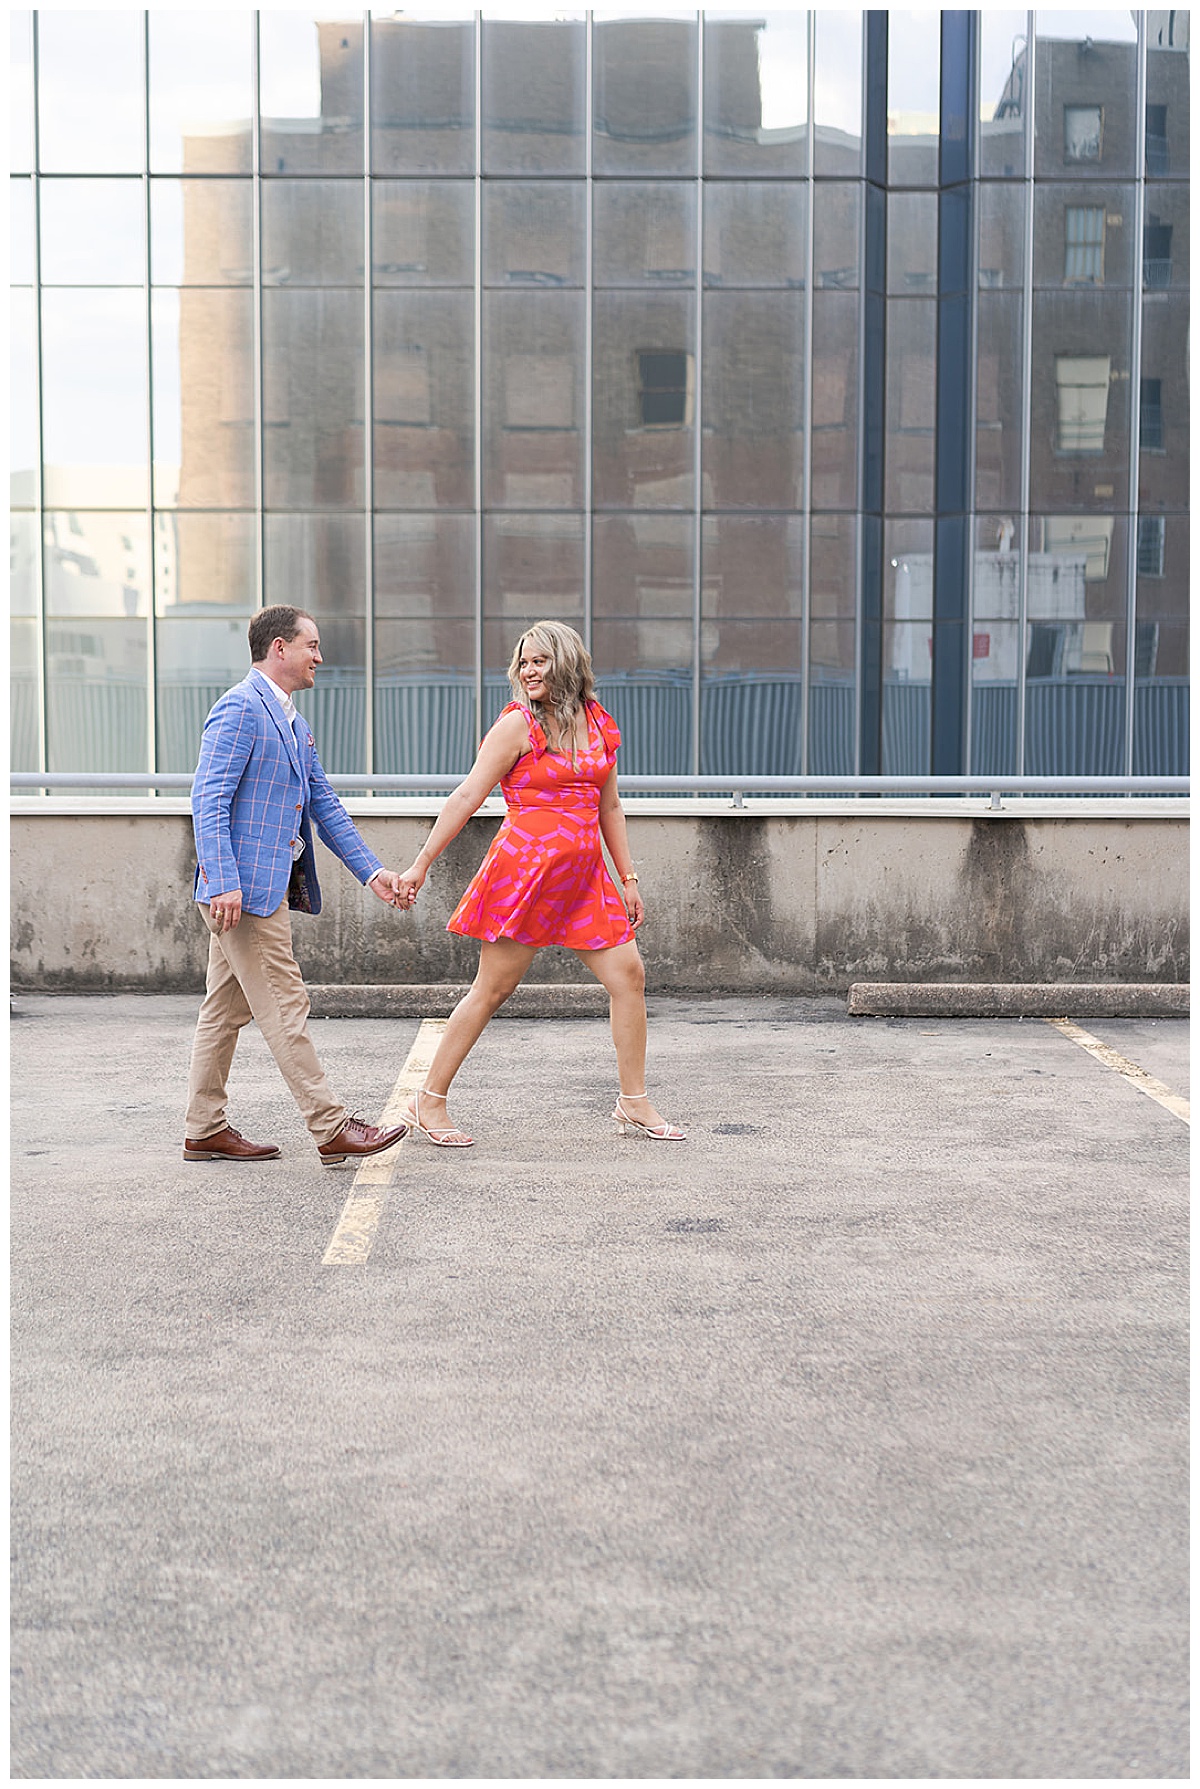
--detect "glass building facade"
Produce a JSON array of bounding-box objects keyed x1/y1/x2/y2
[{"x1": 9, "y1": 9, "x2": 1189, "y2": 779}]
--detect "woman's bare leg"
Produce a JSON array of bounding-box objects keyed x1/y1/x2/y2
[
  {"x1": 409, "y1": 938, "x2": 537, "y2": 1138},
  {"x1": 572, "y1": 940, "x2": 676, "y2": 1131}
]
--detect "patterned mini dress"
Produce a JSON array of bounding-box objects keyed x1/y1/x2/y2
[{"x1": 447, "y1": 700, "x2": 635, "y2": 952}]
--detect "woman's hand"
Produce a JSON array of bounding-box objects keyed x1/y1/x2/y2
[
  {"x1": 395, "y1": 862, "x2": 426, "y2": 906},
  {"x1": 623, "y1": 884, "x2": 644, "y2": 931}
]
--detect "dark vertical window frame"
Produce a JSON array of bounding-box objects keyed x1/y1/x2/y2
[
  {"x1": 858, "y1": 10, "x2": 888, "y2": 774},
  {"x1": 931, "y1": 9, "x2": 977, "y2": 773},
  {"x1": 29, "y1": 12, "x2": 49, "y2": 772}
]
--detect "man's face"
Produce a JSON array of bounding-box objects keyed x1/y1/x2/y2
[{"x1": 273, "y1": 618, "x2": 322, "y2": 694}]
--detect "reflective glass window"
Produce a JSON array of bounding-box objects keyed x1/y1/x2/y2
[
  {"x1": 593, "y1": 183, "x2": 695, "y2": 288},
  {"x1": 11, "y1": 12, "x2": 34, "y2": 173},
  {"x1": 969, "y1": 520, "x2": 1019, "y2": 777},
  {"x1": 263, "y1": 291, "x2": 365, "y2": 508},
  {"x1": 1141, "y1": 183, "x2": 1188, "y2": 291},
  {"x1": 44, "y1": 509, "x2": 150, "y2": 617},
  {"x1": 1133, "y1": 512, "x2": 1188, "y2": 772},
  {"x1": 884, "y1": 299, "x2": 936, "y2": 514},
  {"x1": 810, "y1": 291, "x2": 858, "y2": 510},
  {"x1": 11, "y1": 512, "x2": 37, "y2": 616},
  {"x1": 374, "y1": 512, "x2": 476, "y2": 774},
  {"x1": 809, "y1": 512, "x2": 856, "y2": 619},
  {"x1": 1034, "y1": 12, "x2": 1138, "y2": 182},
  {"x1": 482, "y1": 21, "x2": 585, "y2": 176},
  {"x1": 371, "y1": 18, "x2": 475, "y2": 177},
  {"x1": 593, "y1": 293, "x2": 694, "y2": 510},
  {"x1": 882, "y1": 621, "x2": 931, "y2": 774},
  {"x1": 262, "y1": 180, "x2": 364, "y2": 286},
  {"x1": 884, "y1": 518, "x2": 934, "y2": 621},
  {"x1": 1146, "y1": 17, "x2": 1190, "y2": 181},
  {"x1": 813, "y1": 182, "x2": 859, "y2": 291},
  {"x1": 46, "y1": 615, "x2": 148, "y2": 773},
  {"x1": 150, "y1": 179, "x2": 254, "y2": 286},
  {"x1": 39, "y1": 179, "x2": 145, "y2": 285},
  {"x1": 978, "y1": 181, "x2": 1026, "y2": 289},
  {"x1": 154, "y1": 511, "x2": 257, "y2": 617},
  {"x1": 41, "y1": 289, "x2": 148, "y2": 509},
  {"x1": 37, "y1": 10, "x2": 145, "y2": 173},
  {"x1": 152, "y1": 287, "x2": 256, "y2": 509},
  {"x1": 148, "y1": 11, "x2": 253, "y2": 174},
  {"x1": 10, "y1": 178, "x2": 34, "y2": 285},
  {"x1": 592, "y1": 512, "x2": 693, "y2": 776},
  {"x1": 373, "y1": 181, "x2": 474, "y2": 287},
  {"x1": 593, "y1": 15, "x2": 697, "y2": 177},
  {"x1": 974, "y1": 291, "x2": 1024, "y2": 513},
  {"x1": 1025, "y1": 511, "x2": 1128, "y2": 773},
  {"x1": 10, "y1": 288, "x2": 37, "y2": 503},
  {"x1": 809, "y1": 515, "x2": 857, "y2": 774},
  {"x1": 701, "y1": 515, "x2": 804, "y2": 774},
  {"x1": 979, "y1": 10, "x2": 1028, "y2": 178},
  {"x1": 373, "y1": 290, "x2": 474, "y2": 510},
  {"x1": 260, "y1": 11, "x2": 364, "y2": 176},
  {"x1": 887, "y1": 191, "x2": 937, "y2": 294},
  {"x1": 704, "y1": 12, "x2": 807, "y2": 177},
  {"x1": 814, "y1": 10, "x2": 862, "y2": 176},
  {"x1": 704, "y1": 183, "x2": 806, "y2": 288},
  {"x1": 1138, "y1": 299, "x2": 1189, "y2": 511},
  {"x1": 887, "y1": 12, "x2": 940, "y2": 188},
  {"x1": 1033, "y1": 183, "x2": 1135, "y2": 288},
  {"x1": 703, "y1": 292, "x2": 805, "y2": 510},
  {"x1": 1030, "y1": 290, "x2": 1131, "y2": 507},
  {"x1": 266, "y1": 515, "x2": 367, "y2": 771},
  {"x1": 11, "y1": 616, "x2": 39, "y2": 771},
  {"x1": 482, "y1": 515, "x2": 585, "y2": 703},
  {"x1": 156, "y1": 606, "x2": 257, "y2": 770},
  {"x1": 483, "y1": 292, "x2": 585, "y2": 510},
  {"x1": 483, "y1": 182, "x2": 585, "y2": 288}
]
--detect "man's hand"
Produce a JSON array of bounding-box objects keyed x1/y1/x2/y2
[
  {"x1": 209, "y1": 890, "x2": 243, "y2": 932},
  {"x1": 369, "y1": 870, "x2": 416, "y2": 909}
]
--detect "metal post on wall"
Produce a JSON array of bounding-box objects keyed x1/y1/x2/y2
[
  {"x1": 1015, "y1": 10, "x2": 1035, "y2": 776},
  {"x1": 142, "y1": 11, "x2": 158, "y2": 780},
  {"x1": 251, "y1": 9, "x2": 266, "y2": 613},
  {"x1": 690, "y1": 10, "x2": 704, "y2": 779},
  {"x1": 29, "y1": 12, "x2": 48, "y2": 773},
  {"x1": 473, "y1": 10, "x2": 484, "y2": 751},
  {"x1": 799, "y1": 8, "x2": 816, "y2": 776},
  {"x1": 362, "y1": 10, "x2": 375, "y2": 775},
  {"x1": 1123, "y1": 11, "x2": 1148, "y2": 777}
]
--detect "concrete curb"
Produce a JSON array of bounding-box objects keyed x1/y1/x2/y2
[
  {"x1": 847, "y1": 982, "x2": 1189, "y2": 1018},
  {"x1": 308, "y1": 982, "x2": 610, "y2": 1019}
]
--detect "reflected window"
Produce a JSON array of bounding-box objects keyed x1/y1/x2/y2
[
  {"x1": 1064, "y1": 206, "x2": 1105, "y2": 281},
  {"x1": 637, "y1": 351, "x2": 692, "y2": 429},
  {"x1": 1054, "y1": 355, "x2": 1110, "y2": 453},
  {"x1": 1064, "y1": 104, "x2": 1102, "y2": 162},
  {"x1": 370, "y1": 18, "x2": 475, "y2": 177},
  {"x1": 1145, "y1": 102, "x2": 1170, "y2": 176},
  {"x1": 1140, "y1": 378, "x2": 1164, "y2": 451},
  {"x1": 1143, "y1": 214, "x2": 1173, "y2": 287},
  {"x1": 1137, "y1": 515, "x2": 1165, "y2": 578}
]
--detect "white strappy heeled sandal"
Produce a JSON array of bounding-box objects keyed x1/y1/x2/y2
[
  {"x1": 403, "y1": 1088, "x2": 475, "y2": 1148},
  {"x1": 612, "y1": 1091, "x2": 685, "y2": 1141}
]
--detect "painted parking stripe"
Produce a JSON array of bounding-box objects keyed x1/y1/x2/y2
[
  {"x1": 321, "y1": 1017, "x2": 448, "y2": 1266},
  {"x1": 1045, "y1": 1017, "x2": 1190, "y2": 1126}
]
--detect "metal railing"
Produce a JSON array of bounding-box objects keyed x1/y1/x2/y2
[{"x1": 11, "y1": 772, "x2": 1190, "y2": 804}]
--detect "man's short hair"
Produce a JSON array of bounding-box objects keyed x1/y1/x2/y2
[{"x1": 248, "y1": 606, "x2": 314, "y2": 663}]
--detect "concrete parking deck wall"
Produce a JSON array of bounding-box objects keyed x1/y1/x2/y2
[{"x1": 10, "y1": 802, "x2": 1187, "y2": 993}]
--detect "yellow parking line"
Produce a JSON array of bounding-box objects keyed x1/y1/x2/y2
[
  {"x1": 1045, "y1": 1017, "x2": 1190, "y2": 1126},
  {"x1": 321, "y1": 1018, "x2": 448, "y2": 1265}
]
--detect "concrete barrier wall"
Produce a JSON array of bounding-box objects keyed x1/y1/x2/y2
[{"x1": 10, "y1": 806, "x2": 1188, "y2": 993}]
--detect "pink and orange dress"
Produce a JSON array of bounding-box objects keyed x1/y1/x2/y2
[{"x1": 447, "y1": 700, "x2": 635, "y2": 952}]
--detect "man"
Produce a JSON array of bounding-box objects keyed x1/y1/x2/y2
[{"x1": 184, "y1": 606, "x2": 412, "y2": 1166}]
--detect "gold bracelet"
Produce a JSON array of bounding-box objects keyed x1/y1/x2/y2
[{"x1": 621, "y1": 872, "x2": 639, "y2": 884}]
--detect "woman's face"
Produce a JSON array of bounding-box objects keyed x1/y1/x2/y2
[{"x1": 517, "y1": 643, "x2": 553, "y2": 705}]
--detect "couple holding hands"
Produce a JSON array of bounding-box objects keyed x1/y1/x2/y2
[{"x1": 183, "y1": 608, "x2": 684, "y2": 1167}]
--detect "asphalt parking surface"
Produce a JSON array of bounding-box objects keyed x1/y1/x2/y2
[{"x1": 10, "y1": 993, "x2": 1189, "y2": 1779}]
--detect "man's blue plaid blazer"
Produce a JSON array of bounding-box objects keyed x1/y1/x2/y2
[{"x1": 192, "y1": 671, "x2": 382, "y2": 917}]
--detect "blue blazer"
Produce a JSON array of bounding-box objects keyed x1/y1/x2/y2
[{"x1": 192, "y1": 671, "x2": 382, "y2": 918}]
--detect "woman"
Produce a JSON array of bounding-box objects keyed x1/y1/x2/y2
[{"x1": 395, "y1": 621, "x2": 684, "y2": 1148}]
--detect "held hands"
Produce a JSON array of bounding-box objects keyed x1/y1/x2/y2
[{"x1": 369, "y1": 869, "x2": 418, "y2": 910}]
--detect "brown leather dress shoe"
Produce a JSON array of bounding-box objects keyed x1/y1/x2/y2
[
  {"x1": 317, "y1": 1115, "x2": 408, "y2": 1166},
  {"x1": 183, "y1": 1125, "x2": 281, "y2": 1162}
]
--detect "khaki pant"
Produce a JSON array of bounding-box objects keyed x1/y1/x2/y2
[{"x1": 185, "y1": 901, "x2": 347, "y2": 1147}]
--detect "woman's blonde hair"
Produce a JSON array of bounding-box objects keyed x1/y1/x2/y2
[{"x1": 507, "y1": 620, "x2": 596, "y2": 763}]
